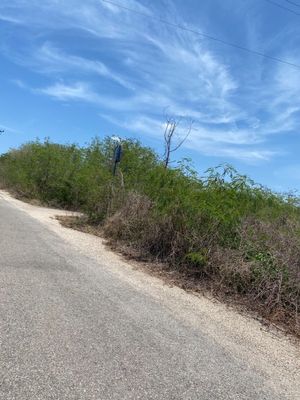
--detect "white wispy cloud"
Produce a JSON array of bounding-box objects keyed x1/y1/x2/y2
[
  {"x1": 0, "y1": 14, "x2": 21, "y2": 24},
  {"x1": 1, "y1": 0, "x2": 299, "y2": 164},
  {"x1": 11, "y1": 79, "x2": 28, "y2": 89},
  {"x1": 36, "y1": 42, "x2": 133, "y2": 89},
  {"x1": 35, "y1": 82, "x2": 100, "y2": 103},
  {"x1": 0, "y1": 123, "x2": 21, "y2": 135},
  {"x1": 100, "y1": 114, "x2": 165, "y2": 137}
]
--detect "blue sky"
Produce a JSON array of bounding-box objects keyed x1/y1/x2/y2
[{"x1": 0, "y1": 0, "x2": 300, "y2": 192}]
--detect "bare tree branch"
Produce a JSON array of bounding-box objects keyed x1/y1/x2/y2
[{"x1": 163, "y1": 115, "x2": 193, "y2": 168}]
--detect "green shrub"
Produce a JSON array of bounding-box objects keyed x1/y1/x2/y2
[{"x1": 0, "y1": 137, "x2": 299, "y2": 334}]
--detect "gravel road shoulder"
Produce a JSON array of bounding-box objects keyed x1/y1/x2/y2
[{"x1": 1, "y1": 190, "x2": 299, "y2": 399}]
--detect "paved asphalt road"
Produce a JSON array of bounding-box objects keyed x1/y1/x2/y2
[{"x1": 0, "y1": 196, "x2": 298, "y2": 400}]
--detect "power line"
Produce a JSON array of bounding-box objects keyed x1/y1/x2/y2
[
  {"x1": 263, "y1": 0, "x2": 300, "y2": 15},
  {"x1": 285, "y1": 0, "x2": 300, "y2": 8},
  {"x1": 101, "y1": 0, "x2": 300, "y2": 70}
]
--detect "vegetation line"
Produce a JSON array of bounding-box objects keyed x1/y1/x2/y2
[{"x1": 0, "y1": 137, "x2": 299, "y2": 336}]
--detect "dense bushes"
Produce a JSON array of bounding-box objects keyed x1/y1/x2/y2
[{"x1": 0, "y1": 138, "x2": 299, "y2": 335}]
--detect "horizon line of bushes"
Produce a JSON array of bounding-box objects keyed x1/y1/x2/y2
[{"x1": 0, "y1": 137, "x2": 299, "y2": 335}]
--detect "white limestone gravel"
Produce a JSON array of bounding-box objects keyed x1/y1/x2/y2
[{"x1": 1, "y1": 190, "x2": 299, "y2": 399}]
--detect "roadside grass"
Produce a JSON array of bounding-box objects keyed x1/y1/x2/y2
[{"x1": 1, "y1": 138, "x2": 299, "y2": 336}]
